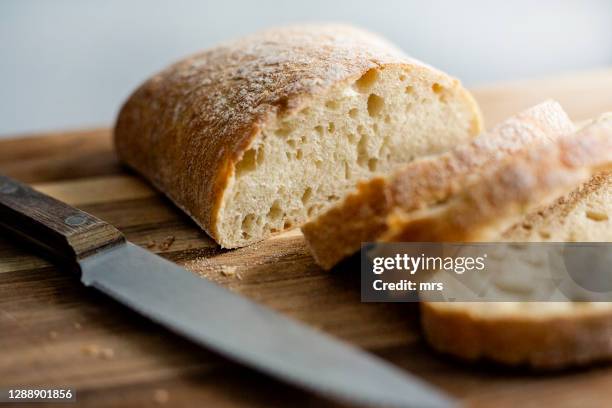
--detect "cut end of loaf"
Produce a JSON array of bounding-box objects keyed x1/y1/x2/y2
[{"x1": 214, "y1": 64, "x2": 481, "y2": 247}]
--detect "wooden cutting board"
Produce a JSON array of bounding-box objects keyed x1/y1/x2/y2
[{"x1": 1, "y1": 69, "x2": 612, "y2": 408}]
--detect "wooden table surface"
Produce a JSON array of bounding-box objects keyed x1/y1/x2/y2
[{"x1": 1, "y1": 69, "x2": 612, "y2": 408}]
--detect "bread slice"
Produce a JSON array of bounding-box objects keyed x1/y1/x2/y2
[
  {"x1": 302, "y1": 101, "x2": 575, "y2": 269},
  {"x1": 382, "y1": 114, "x2": 612, "y2": 242},
  {"x1": 114, "y1": 24, "x2": 481, "y2": 248},
  {"x1": 420, "y1": 114, "x2": 612, "y2": 369}
]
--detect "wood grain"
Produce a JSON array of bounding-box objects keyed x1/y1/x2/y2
[
  {"x1": 0, "y1": 175, "x2": 125, "y2": 262},
  {"x1": 1, "y1": 69, "x2": 612, "y2": 408}
]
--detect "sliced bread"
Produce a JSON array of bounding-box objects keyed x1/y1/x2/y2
[
  {"x1": 114, "y1": 24, "x2": 481, "y2": 248},
  {"x1": 420, "y1": 114, "x2": 612, "y2": 368},
  {"x1": 381, "y1": 113, "x2": 612, "y2": 242},
  {"x1": 302, "y1": 101, "x2": 575, "y2": 269}
]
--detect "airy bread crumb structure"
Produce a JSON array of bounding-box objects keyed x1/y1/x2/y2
[
  {"x1": 221, "y1": 64, "x2": 480, "y2": 246},
  {"x1": 114, "y1": 24, "x2": 482, "y2": 248}
]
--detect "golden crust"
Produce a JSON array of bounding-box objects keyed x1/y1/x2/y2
[
  {"x1": 383, "y1": 116, "x2": 612, "y2": 242},
  {"x1": 302, "y1": 101, "x2": 574, "y2": 269},
  {"x1": 421, "y1": 302, "x2": 612, "y2": 369},
  {"x1": 114, "y1": 24, "x2": 474, "y2": 245},
  {"x1": 419, "y1": 116, "x2": 612, "y2": 368}
]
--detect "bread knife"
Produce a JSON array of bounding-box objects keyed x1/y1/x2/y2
[{"x1": 0, "y1": 174, "x2": 454, "y2": 408}]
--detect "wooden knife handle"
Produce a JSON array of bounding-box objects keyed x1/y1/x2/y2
[{"x1": 0, "y1": 174, "x2": 125, "y2": 263}]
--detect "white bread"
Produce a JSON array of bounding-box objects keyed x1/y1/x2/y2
[
  {"x1": 302, "y1": 101, "x2": 575, "y2": 269},
  {"x1": 420, "y1": 114, "x2": 612, "y2": 368},
  {"x1": 114, "y1": 24, "x2": 481, "y2": 248}
]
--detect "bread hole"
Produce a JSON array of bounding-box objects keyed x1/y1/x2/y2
[
  {"x1": 367, "y1": 94, "x2": 384, "y2": 117},
  {"x1": 287, "y1": 139, "x2": 296, "y2": 148},
  {"x1": 328, "y1": 122, "x2": 335, "y2": 133},
  {"x1": 348, "y1": 108, "x2": 358, "y2": 119},
  {"x1": 285, "y1": 152, "x2": 292, "y2": 160},
  {"x1": 399, "y1": 74, "x2": 406, "y2": 81},
  {"x1": 235, "y1": 148, "x2": 258, "y2": 175},
  {"x1": 585, "y1": 210, "x2": 609, "y2": 222},
  {"x1": 347, "y1": 133, "x2": 358, "y2": 143},
  {"x1": 344, "y1": 162, "x2": 351, "y2": 179},
  {"x1": 256, "y1": 148, "x2": 265, "y2": 165},
  {"x1": 357, "y1": 134, "x2": 369, "y2": 167},
  {"x1": 405, "y1": 85, "x2": 414, "y2": 94},
  {"x1": 283, "y1": 221, "x2": 293, "y2": 229},
  {"x1": 521, "y1": 223, "x2": 533, "y2": 230},
  {"x1": 307, "y1": 206, "x2": 316, "y2": 217},
  {"x1": 539, "y1": 230, "x2": 551, "y2": 239},
  {"x1": 296, "y1": 149, "x2": 303, "y2": 160},
  {"x1": 241, "y1": 214, "x2": 256, "y2": 233},
  {"x1": 354, "y1": 68, "x2": 378, "y2": 92},
  {"x1": 275, "y1": 126, "x2": 291, "y2": 137},
  {"x1": 301, "y1": 187, "x2": 313, "y2": 204},
  {"x1": 384, "y1": 115, "x2": 391, "y2": 124},
  {"x1": 267, "y1": 200, "x2": 283, "y2": 221},
  {"x1": 432, "y1": 83, "x2": 448, "y2": 102},
  {"x1": 299, "y1": 107, "x2": 311, "y2": 116},
  {"x1": 315, "y1": 160, "x2": 323, "y2": 169},
  {"x1": 325, "y1": 100, "x2": 340, "y2": 110},
  {"x1": 314, "y1": 125, "x2": 324, "y2": 136},
  {"x1": 368, "y1": 158, "x2": 378, "y2": 171}
]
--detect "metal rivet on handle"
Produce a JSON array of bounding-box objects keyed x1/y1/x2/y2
[
  {"x1": 0, "y1": 182, "x2": 18, "y2": 194},
  {"x1": 64, "y1": 215, "x2": 87, "y2": 226}
]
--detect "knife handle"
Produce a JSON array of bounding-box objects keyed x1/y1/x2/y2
[{"x1": 0, "y1": 174, "x2": 125, "y2": 263}]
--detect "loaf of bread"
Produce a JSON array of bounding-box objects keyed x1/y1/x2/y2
[
  {"x1": 114, "y1": 24, "x2": 481, "y2": 248},
  {"x1": 302, "y1": 101, "x2": 575, "y2": 269},
  {"x1": 420, "y1": 114, "x2": 612, "y2": 368}
]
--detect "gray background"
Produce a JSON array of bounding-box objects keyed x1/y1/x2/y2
[{"x1": 2, "y1": 0, "x2": 612, "y2": 137}]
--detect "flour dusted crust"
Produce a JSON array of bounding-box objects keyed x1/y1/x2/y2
[
  {"x1": 421, "y1": 114, "x2": 612, "y2": 368},
  {"x1": 115, "y1": 24, "x2": 481, "y2": 247},
  {"x1": 302, "y1": 101, "x2": 574, "y2": 269},
  {"x1": 503, "y1": 172, "x2": 612, "y2": 242}
]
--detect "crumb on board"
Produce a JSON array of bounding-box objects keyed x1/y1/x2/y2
[
  {"x1": 219, "y1": 265, "x2": 238, "y2": 277},
  {"x1": 184, "y1": 258, "x2": 243, "y2": 280},
  {"x1": 145, "y1": 236, "x2": 176, "y2": 251},
  {"x1": 48, "y1": 331, "x2": 58, "y2": 340},
  {"x1": 74, "y1": 322, "x2": 82, "y2": 330},
  {"x1": 153, "y1": 389, "x2": 170, "y2": 404},
  {"x1": 159, "y1": 236, "x2": 176, "y2": 251},
  {"x1": 81, "y1": 344, "x2": 114, "y2": 359}
]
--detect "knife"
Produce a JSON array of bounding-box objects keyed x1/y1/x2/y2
[{"x1": 0, "y1": 174, "x2": 454, "y2": 408}]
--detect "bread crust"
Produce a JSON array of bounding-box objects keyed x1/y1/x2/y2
[
  {"x1": 419, "y1": 115, "x2": 612, "y2": 368},
  {"x1": 421, "y1": 302, "x2": 612, "y2": 369},
  {"x1": 302, "y1": 101, "x2": 574, "y2": 269},
  {"x1": 383, "y1": 115, "x2": 612, "y2": 242},
  {"x1": 114, "y1": 24, "x2": 481, "y2": 246}
]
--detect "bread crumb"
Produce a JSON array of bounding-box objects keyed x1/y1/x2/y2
[
  {"x1": 48, "y1": 331, "x2": 58, "y2": 340},
  {"x1": 100, "y1": 347, "x2": 115, "y2": 359},
  {"x1": 220, "y1": 265, "x2": 238, "y2": 277},
  {"x1": 159, "y1": 236, "x2": 176, "y2": 251},
  {"x1": 74, "y1": 322, "x2": 82, "y2": 329},
  {"x1": 81, "y1": 344, "x2": 114, "y2": 359},
  {"x1": 82, "y1": 344, "x2": 101, "y2": 356},
  {"x1": 153, "y1": 389, "x2": 169, "y2": 404}
]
